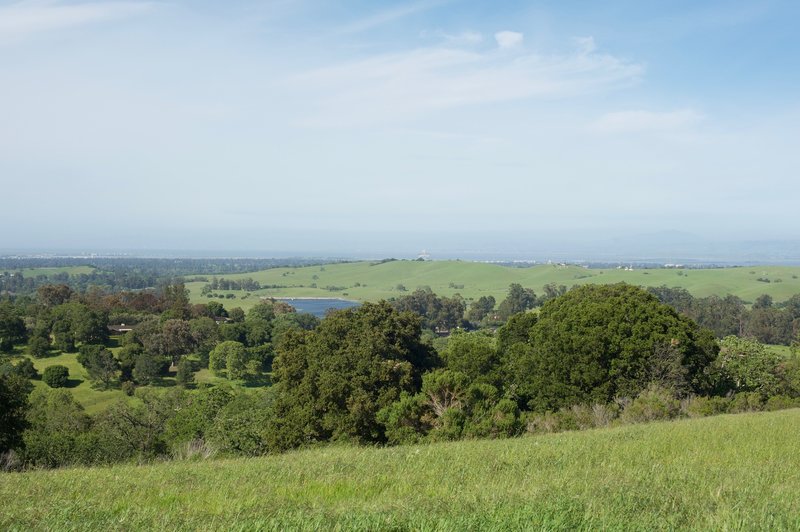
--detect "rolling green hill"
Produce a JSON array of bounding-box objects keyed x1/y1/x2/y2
[
  {"x1": 3, "y1": 409, "x2": 799, "y2": 529},
  {"x1": 17, "y1": 266, "x2": 95, "y2": 277},
  {"x1": 187, "y1": 260, "x2": 800, "y2": 311}
]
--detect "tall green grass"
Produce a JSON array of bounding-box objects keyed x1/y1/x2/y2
[{"x1": 3, "y1": 409, "x2": 800, "y2": 530}]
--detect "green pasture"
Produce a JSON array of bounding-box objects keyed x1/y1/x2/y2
[
  {"x1": 17, "y1": 348, "x2": 261, "y2": 413},
  {"x1": 3, "y1": 409, "x2": 799, "y2": 529},
  {"x1": 28, "y1": 351, "x2": 127, "y2": 414},
  {"x1": 187, "y1": 260, "x2": 800, "y2": 311},
  {"x1": 14, "y1": 266, "x2": 95, "y2": 277}
]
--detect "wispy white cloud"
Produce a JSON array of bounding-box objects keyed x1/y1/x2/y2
[
  {"x1": 334, "y1": 0, "x2": 448, "y2": 35},
  {"x1": 573, "y1": 36, "x2": 596, "y2": 54},
  {"x1": 0, "y1": 0, "x2": 151, "y2": 43},
  {"x1": 590, "y1": 109, "x2": 704, "y2": 133},
  {"x1": 421, "y1": 29, "x2": 483, "y2": 46},
  {"x1": 289, "y1": 37, "x2": 643, "y2": 127},
  {"x1": 494, "y1": 30, "x2": 523, "y2": 50}
]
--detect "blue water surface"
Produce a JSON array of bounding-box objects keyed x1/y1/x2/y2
[{"x1": 277, "y1": 298, "x2": 360, "y2": 317}]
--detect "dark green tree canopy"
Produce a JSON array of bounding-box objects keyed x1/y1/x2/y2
[
  {"x1": 43, "y1": 365, "x2": 70, "y2": 388},
  {"x1": 514, "y1": 284, "x2": 718, "y2": 411},
  {"x1": 0, "y1": 373, "x2": 33, "y2": 452},
  {"x1": 270, "y1": 301, "x2": 438, "y2": 448},
  {"x1": 0, "y1": 302, "x2": 28, "y2": 353},
  {"x1": 392, "y1": 288, "x2": 466, "y2": 331},
  {"x1": 496, "y1": 283, "x2": 537, "y2": 321}
]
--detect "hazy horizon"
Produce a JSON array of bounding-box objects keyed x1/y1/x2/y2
[
  {"x1": 3, "y1": 230, "x2": 800, "y2": 265},
  {"x1": 2, "y1": 1, "x2": 799, "y2": 251}
]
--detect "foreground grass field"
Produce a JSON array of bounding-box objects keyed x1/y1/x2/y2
[
  {"x1": 3, "y1": 409, "x2": 799, "y2": 530},
  {"x1": 186, "y1": 260, "x2": 800, "y2": 310}
]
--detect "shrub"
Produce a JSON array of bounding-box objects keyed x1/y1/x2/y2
[
  {"x1": 713, "y1": 336, "x2": 781, "y2": 396},
  {"x1": 591, "y1": 403, "x2": 619, "y2": 427},
  {"x1": 133, "y1": 352, "x2": 165, "y2": 385},
  {"x1": 566, "y1": 404, "x2": 596, "y2": 430},
  {"x1": 21, "y1": 388, "x2": 93, "y2": 468},
  {"x1": 681, "y1": 395, "x2": 729, "y2": 418},
  {"x1": 428, "y1": 408, "x2": 466, "y2": 441},
  {"x1": 764, "y1": 395, "x2": 800, "y2": 412},
  {"x1": 42, "y1": 365, "x2": 69, "y2": 388},
  {"x1": 28, "y1": 336, "x2": 51, "y2": 358},
  {"x1": 619, "y1": 385, "x2": 681, "y2": 424},
  {"x1": 524, "y1": 411, "x2": 562, "y2": 434},
  {"x1": 121, "y1": 381, "x2": 136, "y2": 396},
  {"x1": 377, "y1": 392, "x2": 431, "y2": 445},
  {"x1": 728, "y1": 392, "x2": 764, "y2": 413},
  {"x1": 14, "y1": 359, "x2": 38, "y2": 380},
  {"x1": 207, "y1": 393, "x2": 273, "y2": 456},
  {"x1": 176, "y1": 358, "x2": 196, "y2": 388}
]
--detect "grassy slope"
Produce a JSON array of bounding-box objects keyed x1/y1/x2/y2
[
  {"x1": 187, "y1": 260, "x2": 800, "y2": 311},
  {"x1": 2, "y1": 409, "x2": 799, "y2": 530}
]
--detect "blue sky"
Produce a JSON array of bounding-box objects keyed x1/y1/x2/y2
[{"x1": 1, "y1": 0, "x2": 799, "y2": 255}]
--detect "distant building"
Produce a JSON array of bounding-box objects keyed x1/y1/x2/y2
[{"x1": 108, "y1": 324, "x2": 133, "y2": 334}]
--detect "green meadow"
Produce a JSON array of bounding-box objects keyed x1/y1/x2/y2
[
  {"x1": 15, "y1": 266, "x2": 95, "y2": 277},
  {"x1": 19, "y1": 340, "x2": 243, "y2": 414},
  {"x1": 2, "y1": 409, "x2": 799, "y2": 530},
  {"x1": 187, "y1": 260, "x2": 800, "y2": 310},
  {"x1": 28, "y1": 351, "x2": 127, "y2": 414}
]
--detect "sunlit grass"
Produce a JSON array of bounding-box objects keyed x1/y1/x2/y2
[{"x1": 3, "y1": 409, "x2": 800, "y2": 529}]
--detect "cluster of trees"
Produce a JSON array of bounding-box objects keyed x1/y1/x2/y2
[
  {"x1": 0, "y1": 280, "x2": 318, "y2": 394},
  {"x1": 201, "y1": 277, "x2": 262, "y2": 293},
  {"x1": 391, "y1": 282, "x2": 565, "y2": 330},
  {"x1": 648, "y1": 286, "x2": 800, "y2": 345},
  {"x1": 3, "y1": 279, "x2": 800, "y2": 470},
  {"x1": 392, "y1": 288, "x2": 467, "y2": 331},
  {"x1": 0, "y1": 257, "x2": 339, "y2": 297}
]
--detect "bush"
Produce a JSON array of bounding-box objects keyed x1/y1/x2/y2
[
  {"x1": 14, "y1": 359, "x2": 38, "y2": 380},
  {"x1": 176, "y1": 358, "x2": 196, "y2": 388},
  {"x1": 121, "y1": 380, "x2": 136, "y2": 396},
  {"x1": 42, "y1": 365, "x2": 69, "y2": 388},
  {"x1": 566, "y1": 404, "x2": 598, "y2": 430},
  {"x1": 728, "y1": 392, "x2": 764, "y2": 413},
  {"x1": 681, "y1": 395, "x2": 729, "y2": 418},
  {"x1": 207, "y1": 393, "x2": 273, "y2": 456},
  {"x1": 764, "y1": 395, "x2": 800, "y2": 412},
  {"x1": 619, "y1": 385, "x2": 681, "y2": 424},
  {"x1": 524, "y1": 411, "x2": 563, "y2": 434},
  {"x1": 21, "y1": 388, "x2": 93, "y2": 468},
  {"x1": 28, "y1": 336, "x2": 51, "y2": 358},
  {"x1": 590, "y1": 403, "x2": 619, "y2": 427}
]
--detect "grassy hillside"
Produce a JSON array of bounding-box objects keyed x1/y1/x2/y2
[
  {"x1": 2, "y1": 409, "x2": 799, "y2": 529},
  {"x1": 17, "y1": 266, "x2": 95, "y2": 277},
  {"x1": 187, "y1": 260, "x2": 800, "y2": 310}
]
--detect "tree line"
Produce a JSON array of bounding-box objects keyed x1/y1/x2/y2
[
  {"x1": 0, "y1": 257, "x2": 338, "y2": 296},
  {"x1": 2, "y1": 281, "x2": 800, "y2": 470}
]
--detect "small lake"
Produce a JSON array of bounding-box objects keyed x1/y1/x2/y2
[{"x1": 277, "y1": 298, "x2": 360, "y2": 317}]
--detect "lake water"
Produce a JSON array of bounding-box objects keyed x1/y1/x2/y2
[{"x1": 277, "y1": 298, "x2": 360, "y2": 317}]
